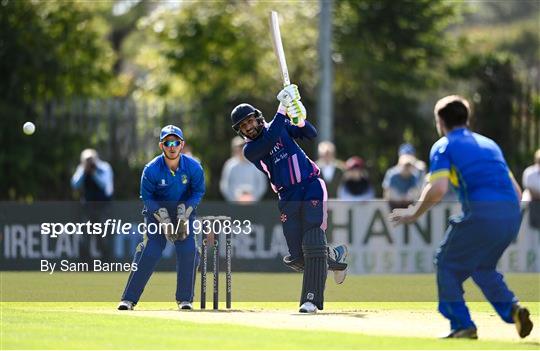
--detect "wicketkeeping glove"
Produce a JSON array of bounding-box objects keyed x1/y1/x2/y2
[
  {"x1": 175, "y1": 204, "x2": 194, "y2": 241},
  {"x1": 286, "y1": 99, "x2": 307, "y2": 125},
  {"x1": 153, "y1": 208, "x2": 176, "y2": 242},
  {"x1": 276, "y1": 84, "x2": 301, "y2": 106}
]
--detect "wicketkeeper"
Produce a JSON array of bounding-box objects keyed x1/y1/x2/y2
[
  {"x1": 118, "y1": 125, "x2": 205, "y2": 311},
  {"x1": 230, "y1": 84, "x2": 347, "y2": 313}
]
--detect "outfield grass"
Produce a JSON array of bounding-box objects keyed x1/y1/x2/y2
[
  {"x1": 1, "y1": 302, "x2": 539, "y2": 350},
  {"x1": 1, "y1": 273, "x2": 538, "y2": 350},
  {"x1": 2, "y1": 272, "x2": 539, "y2": 302}
]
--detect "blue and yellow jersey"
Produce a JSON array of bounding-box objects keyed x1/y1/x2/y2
[
  {"x1": 428, "y1": 128, "x2": 519, "y2": 214},
  {"x1": 140, "y1": 154, "x2": 205, "y2": 218}
]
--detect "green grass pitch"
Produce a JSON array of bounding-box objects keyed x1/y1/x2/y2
[{"x1": 1, "y1": 272, "x2": 538, "y2": 350}]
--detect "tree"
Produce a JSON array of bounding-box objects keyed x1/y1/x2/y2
[
  {"x1": 148, "y1": 2, "x2": 319, "y2": 197},
  {"x1": 132, "y1": 1, "x2": 460, "y2": 197},
  {"x1": 0, "y1": 0, "x2": 112, "y2": 200},
  {"x1": 448, "y1": 52, "x2": 539, "y2": 174},
  {"x1": 332, "y1": 0, "x2": 457, "y2": 190}
]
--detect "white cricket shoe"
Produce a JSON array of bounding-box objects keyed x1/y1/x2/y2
[
  {"x1": 299, "y1": 302, "x2": 317, "y2": 313},
  {"x1": 117, "y1": 300, "x2": 135, "y2": 310},
  {"x1": 178, "y1": 301, "x2": 193, "y2": 310}
]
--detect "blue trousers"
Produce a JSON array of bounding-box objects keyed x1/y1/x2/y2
[
  {"x1": 121, "y1": 217, "x2": 199, "y2": 303},
  {"x1": 278, "y1": 177, "x2": 328, "y2": 258},
  {"x1": 435, "y1": 210, "x2": 521, "y2": 330}
]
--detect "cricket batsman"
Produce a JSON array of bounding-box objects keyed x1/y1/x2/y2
[
  {"x1": 230, "y1": 84, "x2": 347, "y2": 313},
  {"x1": 118, "y1": 125, "x2": 205, "y2": 310},
  {"x1": 390, "y1": 95, "x2": 533, "y2": 339}
]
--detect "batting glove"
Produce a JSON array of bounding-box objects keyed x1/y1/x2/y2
[
  {"x1": 277, "y1": 84, "x2": 301, "y2": 106},
  {"x1": 287, "y1": 99, "x2": 306, "y2": 126}
]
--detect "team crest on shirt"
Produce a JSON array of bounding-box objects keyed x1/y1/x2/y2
[
  {"x1": 181, "y1": 174, "x2": 188, "y2": 184},
  {"x1": 269, "y1": 138, "x2": 284, "y2": 156},
  {"x1": 311, "y1": 200, "x2": 320, "y2": 207},
  {"x1": 160, "y1": 179, "x2": 167, "y2": 186},
  {"x1": 280, "y1": 213, "x2": 287, "y2": 223}
]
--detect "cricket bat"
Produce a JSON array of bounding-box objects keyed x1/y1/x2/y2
[{"x1": 269, "y1": 11, "x2": 298, "y2": 124}]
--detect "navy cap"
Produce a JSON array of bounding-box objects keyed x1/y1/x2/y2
[{"x1": 160, "y1": 125, "x2": 184, "y2": 141}]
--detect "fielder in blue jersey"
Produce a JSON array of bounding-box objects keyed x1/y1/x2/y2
[
  {"x1": 118, "y1": 125, "x2": 205, "y2": 311},
  {"x1": 230, "y1": 84, "x2": 347, "y2": 313},
  {"x1": 390, "y1": 95, "x2": 533, "y2": 339}
]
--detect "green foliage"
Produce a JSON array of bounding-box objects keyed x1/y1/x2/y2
[
  {"x1": 462, "y1": 0, "x2": 540, "y2": 25},
  {"x1": 1, "y1": 1, "x2": 536, "y2": 200},
  {"x1": 445, "y1": 3, "x2": 539, "y2": 175},
  {"x1": 449, "y1": 53, "x2": 517, "y2": 152},
  {"x1": 332, "y1": 0, "x2": 457, "y2": 189},
  {"x1": 0, "y1": 0, "x2": 112, "y2": 200},
  {"x1": 131, "y1": 1, "x2": 462, "y2": 197},
  {"x1": 0, "y1": 0, "x2": 112, "y2": 102},
  {"x1": 144, "y1": 2, "x2": 319, "y2": 196},
  {"x1": 159, "y1": 5, "x2": 259, "y2": 196},
  {"x1": 499, "y1": 28, "x2": 540, "y2": 69},
  {"x1": 0, "y1": 103, "x2": 88, "y2": 200}
]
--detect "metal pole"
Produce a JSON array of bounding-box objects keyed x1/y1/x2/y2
[{"x1": 317, "y1": 0, "x2": 334, "y2": 143}]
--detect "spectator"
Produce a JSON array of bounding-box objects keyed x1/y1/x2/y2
[
  {"x1": 71, "y1": 149, "x2": 114, "y2": 201},
  {"x1": 71, "y1": 148, "x2": 114, "y2": 261},
  {"x1": 383, "y1": 154, "x2": 422, "y2": 210},
  {"x1": 220, "y1": 136, "x2": 267, "y2": 203},
  {"x1": 397, "y1": 143, "x2": 460, "y2": 202},
  {"x1": 522, "y1": 149, "x2": 540, "y2": 228},
  {"x1": 337, "y1": 156, "x2": 375, "y2": 201},
  {"x1": 316, "y1": 141, "x2": 345, "y2": 198},
  {"x1": 397, "y1": 143, "x2": 426, "y2": 178}
]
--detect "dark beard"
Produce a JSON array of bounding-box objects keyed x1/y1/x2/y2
[
  {"x1": 253, "y1": 125, "x2": 263, "y2": 138},
  {"x1": 344, "y1": 178, "x2": 370, "y2": 195},
  {"x1": 245, "y1": 125, "x2": 263, "y2": 140}
]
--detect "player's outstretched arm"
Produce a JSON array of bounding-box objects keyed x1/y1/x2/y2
[{"x1": 389, "y1": 177, "x2": 448, "y2": 225}]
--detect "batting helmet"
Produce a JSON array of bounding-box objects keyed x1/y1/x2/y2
[{"x1": 230, "y1": 103, "x2": 264, "y2": 139}]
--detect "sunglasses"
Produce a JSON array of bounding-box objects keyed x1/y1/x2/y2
[{"x1": 163, "y1": 140, "x2": 182, "y2": 147}]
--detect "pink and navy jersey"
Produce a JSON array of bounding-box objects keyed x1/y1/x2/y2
[{"x1": 243, "y1": 113, "x2": 320, "y2": 193}]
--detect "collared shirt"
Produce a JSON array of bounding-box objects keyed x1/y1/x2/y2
[
  {"x1": 140, "y1": 154, "x2": 205, "y2": 216},
  {"x1": 428, "y1": 128, "x2": 518, "y2": 212}
]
